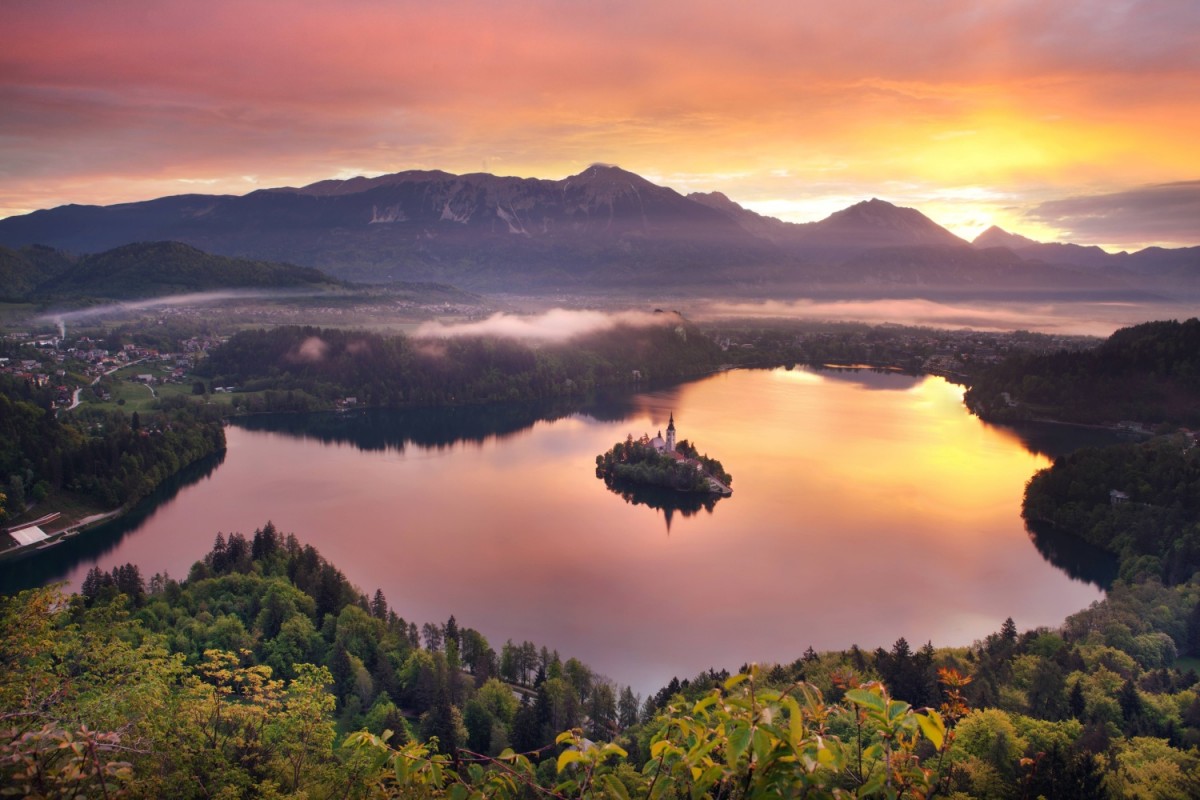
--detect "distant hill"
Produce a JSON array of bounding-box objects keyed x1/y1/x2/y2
[
  {"x1": 0, "y1": 241, "x2": 339, "y2": 302},
  {"x1": 965, "y1": 318, "x2": 1200, "y2": 425},
  {"x1": 0, "y1": 244, "x2": 75, "y2": 300},
  {"x1": 1, "y1": 165, "x2": 1194, "y2": 297},
  {"x1": 971, "y1": 225, "x2": 1200, "y2": 294}
]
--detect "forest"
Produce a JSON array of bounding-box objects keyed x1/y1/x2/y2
[
  {"x1": 0, "y1": 377, "x2": 225, "y2": 523},
  {"x1": 1023, "y1": 433, "x2": 1200, "y2": 587},
  {"x1": 965, "y1": 318, "x2": 1200, "y2": 425},
  {"x1": 4, "y1": 521, "x2": 1200, "y2": 798},
  {"x1": 199, "y1": 318, "x2": 726, "y2": 411}
]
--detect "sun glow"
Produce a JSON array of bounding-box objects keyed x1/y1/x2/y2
[{"x1": 0, "y1": 1, "x2": 1196, "y2": 248}]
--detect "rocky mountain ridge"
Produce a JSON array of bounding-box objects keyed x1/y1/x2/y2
[{"x1": 0, "y1": 165, "x2": 1194, "y2": 297}]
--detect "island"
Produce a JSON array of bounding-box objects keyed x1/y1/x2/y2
[{"x1": 595, "y1": 413, "x2": 732, "y2": 496}]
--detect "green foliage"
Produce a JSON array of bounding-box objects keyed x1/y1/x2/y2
[
  {"x1": 1024, "y1": 434, "x2": 1200, "y2": 584},
  {"x1": 967, "y1": 318, "x2": 1200, "y2": 425},
  {"x1": 343, "y1": 667, "x2": 954, "y2": 799},
  {"x1": 26, "y1": 241, "x2": 338, "y2": 302},
  {"x1": 8, "y1": 523, "x2": 1200, "y2": 796},
  {"x1": 594, "y1": 435, "x2": 725, "y2": 493},
  {"x1": 0, "y1": 374, "x2": 225, "y2": 517}
]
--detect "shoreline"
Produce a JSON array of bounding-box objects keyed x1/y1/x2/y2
[
  {"x1": 0, "y1": 507, "x2": 125, "y2": 564},
  {"x1": 0, "y1": 444, "x2": 227, "y2": 565}
]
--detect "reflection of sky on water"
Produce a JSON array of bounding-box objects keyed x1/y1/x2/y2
[{"x1": 18, "y1": 368, "x2": 1109, "y2": 695}]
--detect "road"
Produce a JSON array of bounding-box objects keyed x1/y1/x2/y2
[{"x1": 63, "y1": 357, "x2": 149, "y2": 413}]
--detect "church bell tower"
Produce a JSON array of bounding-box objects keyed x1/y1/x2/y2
[{"x1": 666, "y1": 412, "x2": 676, "y2": 453}]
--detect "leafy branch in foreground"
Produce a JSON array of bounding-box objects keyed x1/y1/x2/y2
[{"x1": 345, "y1": 665, "x2": 963, "y2": 799}]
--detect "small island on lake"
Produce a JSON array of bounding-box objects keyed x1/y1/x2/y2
[{"x1": 595, "y1": 413, "x2": 733, "y2": 496}]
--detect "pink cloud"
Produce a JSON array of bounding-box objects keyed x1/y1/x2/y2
[{"x1": 1, "y1": 0, "x2": 1197, "y2": 238}]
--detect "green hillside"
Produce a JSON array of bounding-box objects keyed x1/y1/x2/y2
[
  {"x1": 1, "y1": 241, "x2": 340, "y2": 302},
  {"x1": 39, "y1": 241, "x2": 339, "y2": 299},
  {"x1": 966, "y1": 318, "x2": 1200, "y2": 425},
  {"x1": 0, "y1": 244, "x2": 74, "y2": 301}
]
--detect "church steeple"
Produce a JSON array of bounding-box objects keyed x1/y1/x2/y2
[{"x1": 666, "y1": 412, "x2": 676, "y2": 453}]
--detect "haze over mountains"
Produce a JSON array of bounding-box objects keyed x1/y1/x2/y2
[{"x1": 1, "y1": 165, "x2": 1196, "y2": 299}]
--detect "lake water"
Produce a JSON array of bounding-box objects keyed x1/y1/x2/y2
[{"x1": 0, "y1": 368, "x2": 1118, "y2": 694}]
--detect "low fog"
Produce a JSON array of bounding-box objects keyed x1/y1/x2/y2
[
  {"x1": 692, "y1": 297, "x2": 1192, "y2": 338},
  {"x1": 413, "y1": 308, "x2": 674, "y2": 342},
  {"x1": 39, "y1": 289, "x2": 321, "y2": 327}
]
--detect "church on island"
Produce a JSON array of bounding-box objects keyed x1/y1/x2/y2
[
  {"x1": 647, "y1": 413, "x2": 732, "y2": 496},
  {"x1": 595, "y1": 412, "x2": 732, "y2": 498},
  {"x1": 648, "y1": 412, "x2": 678, "y2": 455}
]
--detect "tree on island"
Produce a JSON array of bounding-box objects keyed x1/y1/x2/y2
[{"x1": 595, "y1": 433, "x2": 731, "y2": 493}]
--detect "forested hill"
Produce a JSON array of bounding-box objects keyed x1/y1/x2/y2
[
  {"x1": 1024, "y1": 434, "x2": 1200, "y2": 585},
  {"x1": 0, "y1": 376, "x2": 225, "y2": 524},
  {"x1": 965, "y1": 318, "x2": 1200, "y2": 425},
  {"x1": 200, "y1": 317, "x2": 724, "y2": 410},
  {"x1": 0, "y1": 240, "x2": 339, "y2": 302}
]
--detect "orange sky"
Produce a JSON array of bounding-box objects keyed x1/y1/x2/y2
[{"x1": 2, "y1": 0, "x2": 1198, "y2": 249}]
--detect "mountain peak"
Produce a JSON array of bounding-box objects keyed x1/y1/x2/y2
[
  {"x1": 809, "y1": 198, "x2": 966, "y2": 248},
  {"x1": 567, "y1": 163, "x2": 654, "y2": 185},
  {"x1": 283, "y1": 170, "x2": 457, "y2": 197},
  {"x1": 973, "y1": 225, "x2": 1040, "y2": 249}
]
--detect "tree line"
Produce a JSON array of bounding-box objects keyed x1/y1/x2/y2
[
  {"x1": 0, "y1": 376, "x2": 225, "y2": 522},
  {"x1": 1023, "y1": 433, "x2": 1200, "y2": 586},
  {"x1": 966, "y1": 318, "x2": 1200, "y2": 426},
  {"x1": 595, "y1": 435, "x2": 731, "y2": 493},
  {"x1": 6, "y1": 520, "x2": 1200, "y2": 797},
  {"x1": 199, "y1": 318, "x2": 724, "y2": 411}
]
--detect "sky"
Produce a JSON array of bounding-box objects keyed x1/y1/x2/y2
[{"x1": 2, "y1": 0, "x2": 1198, "y2": 250}]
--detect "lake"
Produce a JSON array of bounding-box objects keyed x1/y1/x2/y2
[{"x1": 0, "y1": 367, "x2": 1119, "y2": 694}]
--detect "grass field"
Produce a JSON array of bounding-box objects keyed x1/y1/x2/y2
[
  {"x1": 1173, "y1": 656, "x2": 1200, "y2": 674},
  {"x1": 70, "y1": 364, "x2": 242, "y2": 414}
]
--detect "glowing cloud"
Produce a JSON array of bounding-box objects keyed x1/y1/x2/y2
[
  {"x1": 413, "y1": 309, "x2": 673, "y2": 342},
  {"x1": 1024, "y1": 181, "x2": 1200, "y2": 249},
  {"x1": 1, "y1": 0, "x2": 1198, "y2": 247}
]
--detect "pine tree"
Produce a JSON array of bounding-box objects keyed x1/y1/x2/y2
[
  {"x1": 370, "y1": 589, "x2": 388, "y2": 620},
  {"x1": 1068, "y1": 679, "x2": 1087, "y2": 719}
]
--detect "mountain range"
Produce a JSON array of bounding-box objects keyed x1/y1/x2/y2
[{"x1": 1, "y1": 164, "x2": 1196, "y2": 298}]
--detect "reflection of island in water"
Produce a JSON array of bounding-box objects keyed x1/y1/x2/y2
[
  {"x1": 1025, "y1": 520, "x2": 1118, "y2": 590},
  {"x1": 602, "y1": 477, "x2": 724, "y2": 532},
  {"x1": 0, "y1": 450, "x2": 227, "y2": 595},
  {"x1": 595, "y1": 413, "x2": 732, "y2": 531}
]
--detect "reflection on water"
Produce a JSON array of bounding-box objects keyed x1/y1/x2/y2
[
  {"x1": 0, "y1": 368, "x2": 1123, "y2": 693},
  {"x1": 232, "y1": 391, "x2": 658, "y2": 453},
  {"x1": 991, "y1": 420, "x2": 1143, "y2": 461},
  {"x1": 600, "y1": 477, "x2": 724, "y2": 532},
  {"x1": 0, "y1": 451, "x2": 226, "y2": 594},
  {"x1": 815, "y1": 366, "x2": 923, "y2": 392},
  {"x1": 1026, "y1": 521, "x2": 1119, "y2": 590}
]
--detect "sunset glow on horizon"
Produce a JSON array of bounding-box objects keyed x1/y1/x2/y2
[{"x1": 3, "y1": 0, "x2": 1198, "y2": 250}]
